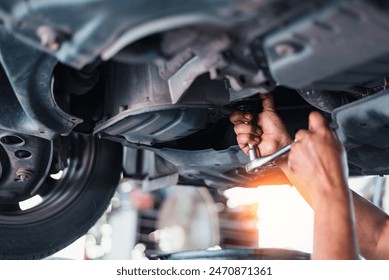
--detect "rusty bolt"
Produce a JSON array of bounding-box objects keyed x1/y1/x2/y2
[{"x1": 15, "y1": 168, "x2": 34, "y2": 183}]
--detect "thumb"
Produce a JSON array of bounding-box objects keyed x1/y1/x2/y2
[
  {"x1": 260, "y1": 93, "x2": 276, "y2": 112},
  {"x1": 308, "y1": 111, "x2": 328, "y2": 131}
]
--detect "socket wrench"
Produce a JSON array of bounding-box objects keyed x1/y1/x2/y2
[{"x1": 245, "y1": 143, "x2": 291, "y2": 174}]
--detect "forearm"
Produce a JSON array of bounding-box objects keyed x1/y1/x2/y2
[
  {"x1": 352, "y1": 191, "x2": 389, "y2": 259},
  {"x1": 312, "y1": 188, "x2": 359, "y2": 259},
  {"x1": 278, "y1": 158, "x2": 389, "y2": 259},
  {"x1": 277, "y1": 158, "x2": 359, "y2": 259}
]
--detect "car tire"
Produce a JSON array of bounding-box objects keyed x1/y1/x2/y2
[{"x1": 0, "y1": 134, "x2": 122, "y2": 259}]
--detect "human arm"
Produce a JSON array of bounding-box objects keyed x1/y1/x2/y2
[
  {"x1": 230, "y1": 94, "x2": 389, "y2": 259},
  {"x1": 232, "y1": 104, "x2": 359, "y2": 259},
  {"x1": 229, "y1": 94, "x2": 311, "y2": 201},
  {"x1": 229, "y1": 94, "x2": 292, "y2": 156},
  {"x1": 352, "y1": 191, "x2": 389, "y2": 259},
  {"x1": 229, "y1": 94, "x2": 295, "y2": 186},
  {"x1": 287, "y1": 111, "x2": 359, "y2": 259},
  {"x1": 230, "y1": 95, "x2": 355, "y2": 258}
]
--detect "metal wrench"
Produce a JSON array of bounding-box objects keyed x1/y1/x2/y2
[{"x1": 245, "y1": 143, "x2": 291, "y2": 174}]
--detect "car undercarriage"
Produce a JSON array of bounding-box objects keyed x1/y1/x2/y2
[{"x1": 0, "y1": 0, "x2": 389, "y2": 259}]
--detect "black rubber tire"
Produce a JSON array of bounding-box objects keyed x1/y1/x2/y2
[{"x1": 0, "y1": 135, "x2": 122, "y2": 259}]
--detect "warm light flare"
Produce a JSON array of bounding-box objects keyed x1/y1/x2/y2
[{"x1": 224, "y1": 185, "x2": 314, "y2": 253}]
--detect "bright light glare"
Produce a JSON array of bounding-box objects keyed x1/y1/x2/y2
[
  {"x1": 256, "y1": 185, "x2": 313, "y2": 253},
  {"x1": 207, "y1": 245, "x2": 222, "y2": 251},
  {"x1": 224, "y1": 185, "x2": 314, "y2": 253},
  {"x1": 150, "y1": 226, "x2": 186, "y2": 252},
  {"x1": 224, "y1": 187, "x2": 262, "y2": 208},
  {"x1": 19, "y1": 195, "x2": 43, "y2": 210},
  {"x1": 50, "y1": 170, "x2": 63, "y2": 180}
]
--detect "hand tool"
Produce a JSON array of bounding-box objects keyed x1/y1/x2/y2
[{"x1": 245, "y1": 143, "x2": 291, "y2": 174}]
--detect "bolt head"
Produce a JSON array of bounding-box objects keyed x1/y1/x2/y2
[
  {"x1": 274, "y1": 43, "x2": 297, "y2": 57},
  {"x1": 37, "y1": 26, "x2": 61, "y2": 51},
  {"x1": 15, "y1": 168, "x2": 34, "y2": 183}
]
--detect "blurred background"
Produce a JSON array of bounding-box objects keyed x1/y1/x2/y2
[{"x1": 50, "y1": 175, "x2": 389, "y2": 260}]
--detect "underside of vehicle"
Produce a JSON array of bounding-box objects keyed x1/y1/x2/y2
[{"x1": 1, "y1": 0, "x2": 389, "y2": 259}]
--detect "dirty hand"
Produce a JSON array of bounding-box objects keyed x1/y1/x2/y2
[
  {"x1": 229, "y1": 94, "x2": 292, "y2": 158},
  {"x1": 288, "y1": 111, "x2": 349, "y2": 206}
]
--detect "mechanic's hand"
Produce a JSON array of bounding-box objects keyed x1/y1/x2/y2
[
  {"x1": 230, "y1": 94, "x2": 292, "y2": 158},
  {"x1": 288, "y1": 111, "x2": 349, "y2": 206}
]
